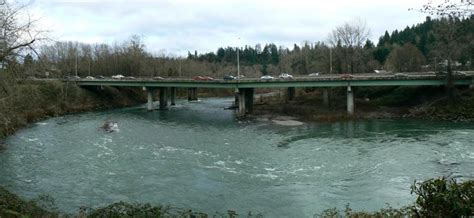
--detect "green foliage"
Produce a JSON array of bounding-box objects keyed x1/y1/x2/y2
[
  {"x1": 0, "y1": 80, "x2": 146, "y2": 139},
  {"x1": 385, "y1": 43, "x2": 426, "y2": 72},
  {"x1": 85, "y1": 202, "x2": 165, "y2": 217},
  {"x1": 0, "y1": 186, "x2": 57, "y2": 217},
  {"x1": 317, "y1": 178, "x2": 474, "y2": 217},
  {"x1": 411, "y1": 177, "x2": 474, "y2": 217},
  {"x1": 0, "y1": 176, "x2": 473, "y2": 217},
  {"x1": 371, "y1": 86, "x2": 442, "y2": 107}
]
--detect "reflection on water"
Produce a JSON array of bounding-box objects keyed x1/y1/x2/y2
[{"x1": 1, "y1": 97, "x2": 474, "y2": 217}]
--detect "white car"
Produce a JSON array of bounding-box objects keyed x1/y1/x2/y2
[
  {"x1": 279, "y1": 73, "x2": 293, "y2": 79},
  {"x1": 112, "y1": 74, "x2": 125, "y2": 79},
  {"x1": 308, "y1": 72, "x2": 320, "y2": 76},
  {"x1": 85, "y1": 76, "x2": 95, "y2": 80},
  {"x1": 260, "y1": 75, "x2": 274, "y2": 80}
]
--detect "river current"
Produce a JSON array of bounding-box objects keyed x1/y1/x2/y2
[{"x1": 1, "y1": 98, "x2": 474, "y2": 217}]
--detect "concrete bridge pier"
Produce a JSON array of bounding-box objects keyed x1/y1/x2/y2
[
  {"x1": 188, "y1": 88, "x2": 198, "y2": 101},
  {"x1": 170, "y1": 87, "x2": 176, "y2": 106},
  {"x1": 159, "y1": 87, "x2": 168, "y2": 110},
  {"x1": 237, "y1": 88, "x2": 246, "y2": 117},
  {"x1": 237, "y1": 88, "x2": 255, "y2": 117},
  {"x1": 245, "y1": 88, "x2": 255, "y2": 114},
  {"x1": 287, "y1": 87, "x2": 295, "y2": 102},
  {"x1": 146, "y1": 88, "x2": 155, "y2": 111},
  {"x1": 234, "y1": 88, "x2": 239, "y2": 107},
  {"x1": 323, "y1": 88, "x2": 329, "y2": 107},
  {"x1": 347, "y1": 86, "x2": 354, "y2": 116}
]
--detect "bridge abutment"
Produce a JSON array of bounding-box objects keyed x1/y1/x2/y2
[{"x1": 347, "y1": 86, "x2": 354, "y2": 116}]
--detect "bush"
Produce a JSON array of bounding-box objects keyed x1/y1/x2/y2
[{"x1": 411, "y1": 177, "x2": 474, "y2": 217}]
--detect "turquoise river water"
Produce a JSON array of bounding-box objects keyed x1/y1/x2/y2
[{"x1": 1, "y1": 98, "x2": 474, "y2": 217}]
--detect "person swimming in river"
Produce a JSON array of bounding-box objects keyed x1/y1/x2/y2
[{"x1": 100, "y1": 121, "x2": 119, "y2": 133}]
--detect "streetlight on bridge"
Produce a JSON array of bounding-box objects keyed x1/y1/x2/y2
[{"x1": 237, "y1": 37, "x2": 240, "y2": 79}]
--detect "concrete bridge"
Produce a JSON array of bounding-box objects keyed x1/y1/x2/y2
[{"x1": 73, "y1": 72, "x2": 474, "y2": 117}]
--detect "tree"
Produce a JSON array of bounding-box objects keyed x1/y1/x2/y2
[
  {"x1": 415, "y1": 0, "x2": 473, "y2": 104},
  {"x1": 328, "y1": 19, "x2": 370, "y2": 73},
  {"x1": 0, "y1": 1, "x2": 41, "y2": 65},
  {"x1": 385, "y1": 43, "x2": 426, "y2": 72}
]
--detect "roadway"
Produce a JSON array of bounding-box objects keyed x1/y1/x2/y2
[{"x1": 71, "y1": 72, "x2": 474, "y2": 89}]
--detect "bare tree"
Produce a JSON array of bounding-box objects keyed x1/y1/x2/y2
[
  {"x1": 385, "y1": 43, "x2": 426, "y2": 72},
  {"x1": 328, "y1": 19, "x2": 370, "y2": 73},
  {"x1": 417, "y1": 0, "x2": 473, "y2": 17},
  {"x1": 0, "y1": 0, "x2": 42, "y2": 64}
]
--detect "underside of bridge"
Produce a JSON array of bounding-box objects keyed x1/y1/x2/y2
[{"x1": 142, "y1": 85, "x2": 356, "y2": 116}]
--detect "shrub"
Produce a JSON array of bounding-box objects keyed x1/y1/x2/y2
[{"x1": 411, "y1": 177, "x2": 474, "y2": 217}]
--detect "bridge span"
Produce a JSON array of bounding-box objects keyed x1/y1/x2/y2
[{"x1": 72, "y1": 72, "x2": 474, "y2": 117}]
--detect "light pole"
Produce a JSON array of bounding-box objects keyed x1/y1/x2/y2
[
  {"x1": 237, "y1": 37, "x2": 240, "y2": 79},
  {"x1": 329, "y1": 47, "x2": 333, "y2": 74},
  {"x1": 75, "y1": 49, "x2": 78, "y2": 77}
]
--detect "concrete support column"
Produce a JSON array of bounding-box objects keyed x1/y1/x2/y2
[
  {"x1": 245, "y1": 88, "x2": 255, "y2": 114},
  {"x1": 347, "y1": 86, "x2": 354, "y2": 116},
  {"x1": 234, "y1": 88, "x2": 239, "y2": 107},
  {"x1": 187, "y1": 88, "x2": 198, "y2": 101},
  {"x1": 237, "y1": 88, "x2": 246, "y2": 117},
  {"x1": 193, "y1": 88, "x2": 198, "y2": 100},
  {"x1": 170, "y1": 87, "x2": 176, "y2": 106},
  {"x1": 287, "y1": 87, "x2": 295, "y2": 102},
  {"x1": 159, "y1": 87, "x2": 168, "y2": 110},
  {"x1": 323, "y1": 88, "x2": 329, "y2": 107},
  {"x1": 187, "y1": 88, "x2": 192, "y2": 101},
  {"x1": 147, "y1": 89, "x2": 154, "y2": 111}
]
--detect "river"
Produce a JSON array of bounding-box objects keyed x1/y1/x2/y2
[{"x1": 1, "y1": 98, "x2": 473, "y2": 217}]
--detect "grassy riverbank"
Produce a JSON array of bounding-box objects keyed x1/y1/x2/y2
[{"x1": 253, "y1": 86, "x2": 474, "y2": 122}]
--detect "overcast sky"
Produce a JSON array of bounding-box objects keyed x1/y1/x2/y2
[{"x1": 29, "y1": 0, "x2": 432, "y2": 56}]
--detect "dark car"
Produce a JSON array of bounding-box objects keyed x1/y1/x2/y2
[
  {"x1": 339, "y1": 74, "x2": 353, "y2": 79},
  {"x1": 223, "y1": 75, "x2": 236, "y2": 81}
]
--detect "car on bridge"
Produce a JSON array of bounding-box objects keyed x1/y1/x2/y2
[
  {"x1": 339, "y1": 74, "x2": 353, "y2": 79},
  {"x1": 223, "y1": 75, "x2": 236, "y2": 81},
  {"x1": 193, "y1": 76, "x2": 214, "y2": 81},
  {"x1": 260, "y1": 75, "x2": 274, "y2": 80},
  {"x1": 85, "y1": 76, "x2": 95, "y2": 80},
  {"x1": 308, "y1": 72, "x2": 320, "y2": 76},
  {"x1": 279, "y1": 73, "x2": 293, "y2": 79},
  {"x1": 112, "y1": 74, "x2": 125, "y2": 79},
  {"x1": 153, "y1": 76, "x2": 165, "y2": 80}
]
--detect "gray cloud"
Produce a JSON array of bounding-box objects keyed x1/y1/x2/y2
[{"x1": 30, "y1": 0, "x2": 429, "y2": 55}]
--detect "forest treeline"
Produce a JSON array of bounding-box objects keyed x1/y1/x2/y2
[{"x1": 16, "y1": 16, "x2": 474, "y2": 79}]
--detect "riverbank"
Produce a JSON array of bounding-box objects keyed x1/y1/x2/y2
[
  {"x1": 0, "y1": 79, "x2": 147, "y2": 141},
  {"x1": 1, "y1": 177, "x2": 472, "y2": 217},
  {"x1": 252, "y1": 86, "x2": 474, "y2": 122}
]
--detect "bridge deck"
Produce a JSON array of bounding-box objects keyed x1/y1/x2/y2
[{"x1": 74, "y1": 73, "x2": 474, "y2": 88}]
